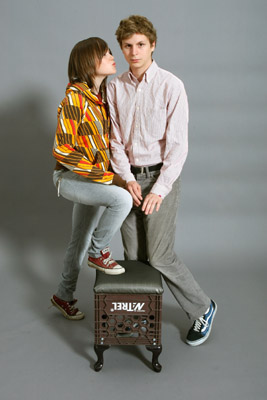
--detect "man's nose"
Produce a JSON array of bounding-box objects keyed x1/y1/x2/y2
[{"x1": 131, "y1": 46, "x2": 138, "y2": 56}]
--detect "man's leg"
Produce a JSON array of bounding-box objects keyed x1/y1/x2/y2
[
  {"x1": 124, "y1": 171, "x2": 211, "y2": 320},
  {"x1": 146, "y1": 176, "x2": 210, "y2": 320},
  {"x1": 121, "y1": 206, "x2": 147, "y2": 261}
]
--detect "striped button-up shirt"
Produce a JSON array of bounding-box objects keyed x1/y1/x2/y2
[{"x1": 107, "y1": 61, "x2": 189, "y2": 198}]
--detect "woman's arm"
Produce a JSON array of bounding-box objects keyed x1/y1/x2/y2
[{"x1": 53, "y1": 91, "x2": 114, "y2": 184}]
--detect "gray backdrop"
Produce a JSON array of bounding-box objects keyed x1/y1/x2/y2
[
  {"x1": 1, "y1": 0, "x2": 266, "y2": 267},
  {"x1": 0, "y1": 1, "x2": 266, "y2": 399}
]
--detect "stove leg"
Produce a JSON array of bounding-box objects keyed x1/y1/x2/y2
[
  {"x1": 94, "y1": 344, "x2": 110, "y2": 371},
  {"x1": 146, "y1": 345, "x2": 162, "y2": 372}
]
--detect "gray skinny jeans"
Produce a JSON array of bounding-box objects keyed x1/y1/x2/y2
[
  {"x1": 53, "y1": 170, "x2": 132, "y2": 301},
  {"x1": 120, "y1": 170, "x2": 211, "y2": 320}
]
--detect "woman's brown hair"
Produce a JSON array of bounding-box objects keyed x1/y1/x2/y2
[{"x1": 68, "y1": 37, "x2": 109, "y2": 95}]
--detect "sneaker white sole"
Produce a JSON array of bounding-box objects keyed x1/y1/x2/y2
[
  {"x1": 50, "y1": 298, "x2": 85, "y2": 320},
  {"x1": 186, "y1": 302, "x2": 217, "y2": 347},
  {"x1": 88, "y1": 261, "x2": 125, "y2": 275}
]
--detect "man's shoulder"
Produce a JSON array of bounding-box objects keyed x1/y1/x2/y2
[
  {"x1": 156, "y1": 65, "x2": 185, "y2": 88},
  {"x1": 108, "y1": 71, "x2": 129, "y2": 88}
]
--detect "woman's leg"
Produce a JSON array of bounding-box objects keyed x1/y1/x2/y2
[
  {"x1": 58, "y1": 171, "x2": 133, "y2": 257},
  {"x1": 56, "y1": 202, "x2": 101, "y2": 301}
]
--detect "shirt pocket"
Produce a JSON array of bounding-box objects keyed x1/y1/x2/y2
[{"x1": 144, "y1": 105, "x2": 167, "y2": 139}]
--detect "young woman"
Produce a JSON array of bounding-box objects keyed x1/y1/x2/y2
[{"x1": 51, "y1": 37, "x2": 132, "y2": 320}]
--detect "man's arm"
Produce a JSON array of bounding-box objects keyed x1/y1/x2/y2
[
  {"x1": 141, "y1": 80, "x2": 189, "y2": 214},
  {"x1": 107, "y1": 82, "x2": 143, "y2": 206},
  {"x1": 149, "y1": 80, "x2": 189, "y2": 198},
  {"x1": 107, "y1": 82, "x2": 135, "y2": 182}
]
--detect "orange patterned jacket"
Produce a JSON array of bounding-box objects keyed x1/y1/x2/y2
[{"x1": 53, "y1": 82, "x2": 114, "y2": 184}]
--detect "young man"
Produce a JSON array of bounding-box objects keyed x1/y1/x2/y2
[{"x1": 107, "y1": 15, "x2": 217, "y2": 346}]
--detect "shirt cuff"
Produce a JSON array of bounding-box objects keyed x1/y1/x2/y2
[
  {"x1": 150, "y1": 182, "x2": 170, "y2": 199},
  {"x1": 125, "y1": 172, "x2": 136, "y2": 183}
]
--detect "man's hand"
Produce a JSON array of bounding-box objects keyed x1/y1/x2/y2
[
  {"x1": 142, "y1": 193, "x2": 162, "y2": 215},
  {"x1": 126, "y1": 181, "x2": 143, "y2": 206}
]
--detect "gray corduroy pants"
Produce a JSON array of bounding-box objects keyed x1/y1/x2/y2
[{"x1": 120, "y1": 170, "x2": 211, "y2": 320}]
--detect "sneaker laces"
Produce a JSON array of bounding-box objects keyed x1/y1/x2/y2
[
  {"x1": 66, "y1": 299, "x2": 78, "y2": 313},
  {"x1": 193, "y1": 317, "x2": 209, "y2": 332},
  {"x1": 103, "y1": 253, "x2": 116, "y2": 267}
]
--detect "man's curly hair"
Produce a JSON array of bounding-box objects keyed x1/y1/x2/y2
[{"x1": 115, "y1": 15, "x2": 157, "y2": 47}]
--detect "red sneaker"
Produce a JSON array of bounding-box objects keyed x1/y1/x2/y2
[
  {"x1": 50, "y1": 295, "x2": 85, "y2": 320},
  {"x1": 88, "y1": 248, "x2": 125, "y2": 275}
]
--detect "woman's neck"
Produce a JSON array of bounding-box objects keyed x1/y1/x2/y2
[{"x1": 92, "y1": 76, "x2": 104, "y2": 95}]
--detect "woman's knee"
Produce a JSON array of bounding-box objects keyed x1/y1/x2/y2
[{"x1": 114, "y1": 188, "x2": 133, "y2": 212}]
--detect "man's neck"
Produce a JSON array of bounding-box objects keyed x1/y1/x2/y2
[{"x1": 130, "y1": 60, "x2": 153, "y2": 82}]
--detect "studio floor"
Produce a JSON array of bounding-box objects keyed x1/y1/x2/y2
[{"x1": 0, "y1": 237, "x2": 266, "y2": 400}]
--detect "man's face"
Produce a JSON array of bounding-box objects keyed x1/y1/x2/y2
[{"x1": 121, "y1": 33, "x2": 155, "y2": 72}]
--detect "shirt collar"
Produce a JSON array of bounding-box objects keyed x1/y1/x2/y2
[{"x1": 127, "y1": 60, "x2": 158, "y2": 84}]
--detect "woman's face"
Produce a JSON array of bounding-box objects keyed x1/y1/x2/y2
[{"x1": 95, "y1": 50, "x2": 116, "y2": 77}]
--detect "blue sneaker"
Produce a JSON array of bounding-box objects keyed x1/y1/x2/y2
[{"x1": 186, "y1": 300, "x2": 217, "y2": 346}]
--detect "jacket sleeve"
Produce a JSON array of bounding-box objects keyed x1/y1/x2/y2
[{"x1": 52, "y1": 91, "x2": 114, "y2": 184}]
